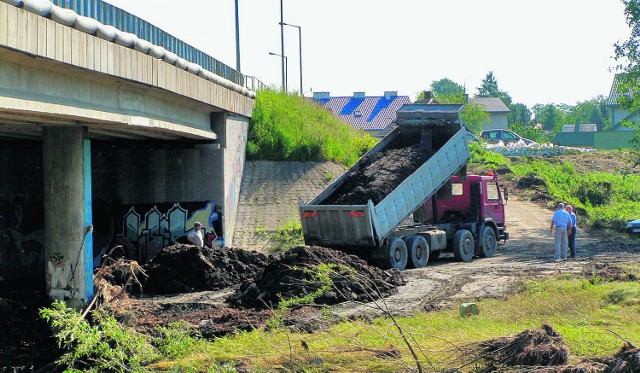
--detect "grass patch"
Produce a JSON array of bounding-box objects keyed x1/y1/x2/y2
[
  {"x1": 152, "y1": 268, "x2": 640, "y2": 372},
  {"x1": 247, "y1": 90, "x2": 377, "y2": 166},
  {"x1": 469, "y1": 146, "x2": 640, "y2": 232}
]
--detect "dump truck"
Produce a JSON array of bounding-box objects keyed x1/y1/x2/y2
[{"x1": 299, "y1": 103, "x2": 509, "y2": 269}]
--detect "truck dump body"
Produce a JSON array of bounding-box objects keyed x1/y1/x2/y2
[{"x1": 300, "y1": 104, "x2": 471, "y2": 248}]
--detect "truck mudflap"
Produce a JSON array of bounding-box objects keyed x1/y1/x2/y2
[{"x1": 300, "y1": 201, "x2": 377, "y2": 247}]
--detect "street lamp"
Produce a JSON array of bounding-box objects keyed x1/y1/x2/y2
[
  {"x1": 279, "y1": 0, "x2": 285, "y2": 92},
  {"x1": 280, "y1": 22, "x2": 302, "y2": 96},
  {"x1": 269, "y1": 52, "x2": 288, "y2": 92},
  {"x1": 234, "y1": 0, "x2": 241, "y2": 72}
]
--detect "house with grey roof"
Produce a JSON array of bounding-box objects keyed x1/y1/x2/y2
[
  {"x1": 312, "y1": 91, "x2": 412, "y2": 136},
  {"x1": 607, "y1": 74, "x2": 637, "y2": 132},
  {"x1": 468, "y1": 97, "x2": 510, "y2": 130},
  {"x1": 553, "y1": 76, "x2": 636, "y2": 149}
]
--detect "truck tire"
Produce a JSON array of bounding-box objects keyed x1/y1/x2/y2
[
  {"x1": 453, "y1": 230, "x2": 474, "y2": 263},
  {"x1": 405, "y1": 236, "x2": 429, "y2": 268},
  {"x1": 384, "y1": 238, "x2": 408, "y2": 270},
  {"x1": 478, "y1": 226, "x2": 497, "y2": 258}
]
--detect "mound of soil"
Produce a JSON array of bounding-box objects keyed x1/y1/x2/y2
[
  {"x1": 143, "y1": 245, "x2": 267, "y2": 295},
  {"x1": 227, "y1": 246, "x2": 406, "y2": 309},
  {"x1": 583, "y1": 263, "x2": 639, "y2": 283},
  {"x1": 323, "y1": 136, "x2": 432, "y2": 205},
  {"x1": 474, "y1": 323, "x2": 569, "y2": 370},
  {"x1": 517, "y1": 173, "x2": 548, "y2": 189}
]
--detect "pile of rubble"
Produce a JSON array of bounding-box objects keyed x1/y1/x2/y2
[
  {"x1": 142, "y1": 245, "x2": 267, "y2": 295},
  {"x1": 227, "y1": 246, "x2": 406, "y2": 309},
  {"x1": 485, "y1": 140, "x2": 596, "y2": 156}
]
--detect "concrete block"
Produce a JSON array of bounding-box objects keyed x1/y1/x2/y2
[
  {"x1": 71, "y1": 29, "x2": 87, "y2": 68},
  {"x1": 62, "y1": 26, "x2": 71, "y2": 64},
  {"x1": 17, "y1": 8, "x2": 28, "y2": 52},
  {"x1": 26, "y1": 12, "x2": 38, "y2": 55},
  {"x1": 54, "y1": 23, "x2": 64, "y2": 61},
  {"x1": 45, "y1": 16, "x2": 55, "y2": 60},
  {"x1": 6, "y1": 5, "x2": 18, "y2": 49},
  {"x1": 85, "y1": 33, "x2": 94, "y2": 70},
  {"x1": 36, "y1": 15, "x2": 46, "y2": 57},
  {"x1": 0, "y1": 3, "x2": 7, "y2": 46},
  {"x1": 106, "y1": 42, "x2": 114, "y2": 75}
]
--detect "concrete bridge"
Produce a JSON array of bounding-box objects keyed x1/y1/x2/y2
[{"x1": 0, "y1": 0, "x2": 258, "y2": 306}]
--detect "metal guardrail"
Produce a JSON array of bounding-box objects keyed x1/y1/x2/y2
[{"x1": 50, "y1": 0, "x2": 247, "y2": 86}]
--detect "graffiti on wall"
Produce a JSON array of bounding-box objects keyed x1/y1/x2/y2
[
  {"x1": 0, "y1": 199, "x2": 44, "y2": 282},
  {"x1": 47, "y1": 252, "x2": 76, "y2": 301},
  {"x1": 113, "y1": 201, "x2": 223, "y2": 263},
  {"x1": 224, "y1": 120, "x2": 248, "y2": 244}
]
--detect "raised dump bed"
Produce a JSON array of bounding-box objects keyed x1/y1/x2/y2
[{"x1": 299, "y1": 104, "x2": 471, "y2": 265}]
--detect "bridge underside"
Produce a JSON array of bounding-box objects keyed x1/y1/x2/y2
[{"x1": 0, "y1": 4, "x2": 252, "y2": 307}]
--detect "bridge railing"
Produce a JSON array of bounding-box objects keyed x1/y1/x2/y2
[{"x1": 50, "y1": 0, "x2": 246, "y2": 87}]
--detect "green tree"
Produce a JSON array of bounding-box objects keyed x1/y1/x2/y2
[
  {"x1": 614, "y1": 0, "x2": 640, "y2": 165},
  {"x1": 533, "y1": 104, "x2": 566, "y2": 131},
  {"x1": 460, "y1": 103, "x2": 490, "y2": 134},
  {"x1": 416, "y1": 78, "x2": 467, "y2": 103},
  {"x1": 476, "y1": 71, "x2": 500, "y2": 97},
  {"x1": 508, "y1": 103, "x2": 532, "y2": 124}
]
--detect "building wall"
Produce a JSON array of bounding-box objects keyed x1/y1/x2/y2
[
  {"x1": 221, "y1": 115, "x2": 249, "y2": 246},
  {"x1": 483, "y1": 112, "x2": 509, "y2": 130}
]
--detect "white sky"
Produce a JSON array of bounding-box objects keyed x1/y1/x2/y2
[{"x1": 105, "y1": 0, "x2": 631, "y2": 108}]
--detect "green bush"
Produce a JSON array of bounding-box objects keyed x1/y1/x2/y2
[
  {"x1": 248, "y1": 90, "x2": 377, "y2": 166},
  {"x1": 40, "y1": 301, "x2": 159, "y2": 372}
]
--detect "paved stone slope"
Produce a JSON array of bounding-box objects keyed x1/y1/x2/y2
[{"x1": 233, "y1": 161, "x2": 345, "y2": 251}]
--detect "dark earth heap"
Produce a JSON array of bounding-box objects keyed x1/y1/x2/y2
[
  {"x1": 143, "y1": 245, "x2": 267, "y2": 294},
  {"x1": 323, "y1": 135, "x2": 432, "y2": 205},
  {"x1": 227, "y1": 246, "x2": 406, "y2": 309}
]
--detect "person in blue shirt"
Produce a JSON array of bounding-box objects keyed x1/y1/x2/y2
[
  {"x1": 550, "y1": 202, "x2": 572, "y2": 261},
  {"x1": 565, "y1": 205, "x2": 577, "y2": 258}
]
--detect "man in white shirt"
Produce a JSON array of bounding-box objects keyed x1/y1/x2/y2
[
  {"x1": 549, "y1": 203, "x2": 572, "y2": 261},
  {"x1": 187, "y1": 222, "x2": 204, "y2": 248}
]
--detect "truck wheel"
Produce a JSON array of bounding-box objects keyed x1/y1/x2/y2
[
  {"x1": 478, "y1": 226, "x2": 497, "y2": 258},
  {"x1": 453, "y1": 230, "x2": 474, "y2": 263},
  {"x1": 385, "y1": 238, "x2": 408, "y2": 270},
  {"x1": 405, "y1": 236, "x2": 429, "y2": 268}
]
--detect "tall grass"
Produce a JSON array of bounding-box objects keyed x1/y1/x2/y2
[{"x1": 247, "y1": 90, "x2": 377, "y2": 166}]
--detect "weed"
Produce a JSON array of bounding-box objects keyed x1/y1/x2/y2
[
  {"x1": 324, "y1": 171, "x2": 334, "y2": 182},
  {"x1": 40, "y1": 301, "x2": 159, "y2": 372},
  {"x1": 270, "y1": 214, "x2": 304, "y2": 253}
]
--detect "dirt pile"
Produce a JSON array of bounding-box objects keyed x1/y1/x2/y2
[
  {"x1": 323, "y1": 136, "x2": 432, "y2": 205},
  {"x1": 143, "y1": 245, "x2": 267, "y2": 295},
  {"x1": 583, "y1": 263, "x2": 639, "y2": 283},
  {"x1": 227, "y1": 246, "x2": 406, "y2": 309},
  {"x1": 473, "y1": 323, "x2": 569, "y2": 370}
]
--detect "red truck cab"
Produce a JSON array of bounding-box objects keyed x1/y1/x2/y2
[{"x1": 414, "y1": 173, "x2": 509, "y2": 262}]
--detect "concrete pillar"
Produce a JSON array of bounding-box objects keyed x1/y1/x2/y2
[{"x1": 43, "y1": 126, "x2": 93, "y2": 308}]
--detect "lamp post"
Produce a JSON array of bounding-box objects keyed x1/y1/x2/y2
[
  {"x1": 269, "y1": 52, "x2": 288, "y2": 92},
  {"x1": 280, "y1": 22, "x2": 302, "y2": 96},
  {"x1": 234, "y1": 0, "x2": 241, "y2": 72},
  {"x1": 279, "y1": 0, "x2": 285, "y2": 92}
]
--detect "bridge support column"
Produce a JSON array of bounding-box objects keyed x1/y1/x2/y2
[{"x1": 43, "y1": 127, "x2": 93, "y2": 308}]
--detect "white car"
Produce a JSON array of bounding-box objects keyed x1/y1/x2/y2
[{"x1": 627, "y1": 219, "x2": 640, "y2": 234}]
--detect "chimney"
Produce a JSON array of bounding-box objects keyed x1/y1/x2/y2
[
  {"x1": 353, "y1": 92, "x2": 365, "y2": 98},
  {"x1": 422, "y1": 91, "x2": 431, "y2": 101},
  {"x1": 384, "y1": 91, "x2": 398, "y2": 100},
  {"x1": 313, "y1": 91, "x2": 330, "y2": 99}
]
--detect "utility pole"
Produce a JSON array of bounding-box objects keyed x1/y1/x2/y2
[
  {"x1": 280, "y1": 0, "x2": 285, "y2": 91},
  {"x1": 234, "y1": 0, "x2": 241, "y2": 72}
]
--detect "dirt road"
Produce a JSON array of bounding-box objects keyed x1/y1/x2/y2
[
  {"x1": 333, "y1": 196, "x2": 639, "y2": 318},
  {"x1": 118, "y1": 196, "x2": 639, "y2": 335}
]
